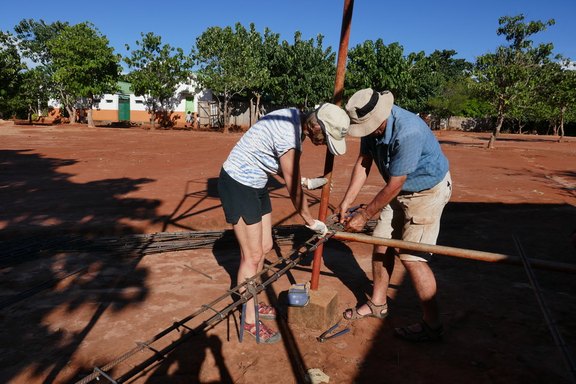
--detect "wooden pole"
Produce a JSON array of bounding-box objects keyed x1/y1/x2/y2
[
  {"x1": 333, "y1": 231, "x2": 576, "y2": 274},
  {"x1": 310, "y1": 0, "x2": 355, "y2": 290}
]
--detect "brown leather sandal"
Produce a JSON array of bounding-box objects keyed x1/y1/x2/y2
[{"x1": 343, "y1": 300, "x2": 388, "y2": 320}]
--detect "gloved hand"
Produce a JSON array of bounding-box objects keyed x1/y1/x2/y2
[
  {"x1": 301, "y1": 177, "x2": 328, "y2": 190},
  {"x1": 306, "y1": 219, "x2": 329, "y2": 236}
]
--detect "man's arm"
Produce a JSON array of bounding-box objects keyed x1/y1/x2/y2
[
  {"x1": 364, "y1": 175, "x2": 406, "y2": 217},
  {"x1": 339, "y1": 152, "x2": 373, "y2": 223},
  {"x1": 345, "y1": 174, "x2": 407, "y2": 232}
]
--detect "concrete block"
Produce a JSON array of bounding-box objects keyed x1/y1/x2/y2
[{"x1": 286, "y1": 286, "x2": 339, "y2": 330}]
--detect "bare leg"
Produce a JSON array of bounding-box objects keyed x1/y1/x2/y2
[
  {"x1": 354, "y1": 244, "x2": 394, "y2": 316},
  {"x1": 257, "y1": 213, "x2": 274, "y2": 271},
  {"x1": 233, "y1": 214, "x2": 273, "y2": 324},
  {"x1": 402, "y1": 260, "x2": 440, "y2": 328}
]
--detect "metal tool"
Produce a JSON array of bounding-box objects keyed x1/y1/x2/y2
[
  {"x1": 326, "y1": 213, "x2": 345, "y2": 231},
  {"x1": 317, "y1": 321, "x2": 350, "y2": 342},
  {"x1": 326, "y1": 204, "x2": 371, "y2": 233}
]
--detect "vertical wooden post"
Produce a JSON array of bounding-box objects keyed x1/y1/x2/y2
[{"x1": 310, "y1": 0, "x2": 355, "y2": 290}]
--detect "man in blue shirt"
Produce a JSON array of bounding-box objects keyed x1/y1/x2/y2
[{"x1": 338, "y1": 89, "x2": 452, "y2": 342}]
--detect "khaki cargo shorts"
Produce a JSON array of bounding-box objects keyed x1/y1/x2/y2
[{"x1": 372, "y1": 172, "x2": 452, "y2": 262}]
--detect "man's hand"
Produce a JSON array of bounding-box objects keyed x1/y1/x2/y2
[
  {"x1": 344, "y1": 207, "x2": 370, "y2": 233},
  {"x1": 306, "y1": 219, "x2": 329, "y2": 236},
  {"x1": 337, "y1": 202, "x2": 351, "y2": 224}
]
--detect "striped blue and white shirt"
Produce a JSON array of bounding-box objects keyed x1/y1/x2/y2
[
  {"x1": 223, "y1": 108, "x2": 303, "y2": 188},
  {"x1": 360, "y1": 105, "x2": 449, "y2": 192}
]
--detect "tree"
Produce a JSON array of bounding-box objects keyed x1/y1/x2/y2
[
  {"x1": 12, "y1": 19, "x2": 69, "y2": 117},
  {"x1": 13, "y1": 67, "x2": 53, "y2": 121},
  {"x1": 428, "y1": 77, "x2": 492, "y2": 119},
  {"x1": 346, "y1": 42, "x2": 473, "y2": 115},
  {"x1": 47, "y1": 22, "x2": 120, "y2": 127},
  {"x1": 194, "y1": 23, "x2": 268, "y2": 132},
  {"x1": 14, "y1": 19, "x2": 68, "y2": 66},
  {"x1": 264, "y1": 31, "x2": 336, "y2": 109},
  {"x1": 124, "y1": 32, "x2": 193, "y2": 128},
  {"x1": 539, "y1": 59, "x2": 576, "y2": 141},
  {"x1": 345, "y1": 39, "x2": 410, "y2": 101},
  {"x1": 405, "y1": 49, "x2": 472, "y2": 113},
  {"x1": 0, "y1": 31, "x2": 26, "y2": 118},
  {"x1": 474, "y1": 14, "x2": 555, "y2": 148},
  {"x1": 245, "y1": 27, "x2": 276, "y2": 125}
]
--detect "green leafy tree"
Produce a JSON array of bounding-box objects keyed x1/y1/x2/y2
[
  {"x1": 244, "y1": 26, "x2": 276, "y2": 124},
  {"x1": 0, "y1": 31, "x2": 26, "y2": 118},
  {"x1": 346, "y1": 42, "x2": 473, "y2": 114},
  {"x1": 539, "y1": 59, "x2": 576, "y2": 141},
  {"x1": 124, "y1": 32, "x2": 193, "y2": 128},
  {"x1": 10, "y1": 19, "x2": 69, "y2": 118},
  {"x1": 265, "y1": 31, "x2": 336, "y2": 109},
  {"x1": 474, "y1": 14, "x2": 555, "y2": 148},
  {"x1": 12, "y1": 67, "x2": 53, "y2": 121},
  {"x1": 406, "y1": 49, "x2": 472, "y2": 112},
  {"x1": 14, "y1": 19, "x2": 68, "y2": 66},
  {"x1": 194, "y1": 23, "x2": 268, "y2": 132},
  {"x1": 505, "y1": 67, "x2": 547, "y2": 135},
  {"x1": 428, "y1": 78, "x2": 492, "y2": 119},
  {"x1": 345, "y1": 39, "x2": 410, "y2": 101},
  {"x1": 47, "y1": 22, "x2": 120, "y2": 126}
]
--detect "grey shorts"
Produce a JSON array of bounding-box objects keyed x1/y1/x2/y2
[{"x1": 372, "y1": 172, "x2": 452, "y2": 262}]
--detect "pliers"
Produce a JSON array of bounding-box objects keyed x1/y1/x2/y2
[
  {"x1": 326, "y1": 204, "x2": 368, "y2": 232},
  {"x1": 316, "y1": 321, "x2": 350, "y2": 342}
]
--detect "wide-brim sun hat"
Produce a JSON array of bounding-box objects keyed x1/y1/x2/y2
[
  {"x1": 345, "y1": 89, "x2": 394, "y2": 137},
  {"x1": 316, "y1": 103, "x2": 350, "y2": 155}
]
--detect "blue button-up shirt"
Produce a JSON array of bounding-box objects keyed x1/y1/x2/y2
[{"x1": 360, "y1": 105, "x2": 449, "y2": 192}]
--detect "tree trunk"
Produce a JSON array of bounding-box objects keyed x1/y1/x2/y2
[
  {"x1": 558, "y1": 106, "x2": 565, "y2": 143},
  {"x1": 149, "y1": 110, "x2": 155, "y2": 130},
  {"x1": 249, "y1": 98, "x2": 255, "y2": 127},
  {"x1": 66, "y1": 106, "x2": 76, "y2": 123},
  {"x1": 87, "y1": 108, "x2": 95, "y2": 128},
  {"x1": 87, "y1": 98, "x2": 95, "y2": 128},
  {"x1": 223, "y1": 98, "x2": 229, "y2": 134},
  {"x1": 488, "y1": 100, "x2": 504, "y2": 149},
  {"x1": 255, "y1": 94, "x2": 262, "y2": 121}
]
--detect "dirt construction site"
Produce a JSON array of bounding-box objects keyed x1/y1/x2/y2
[{"x1": 1, "y1": 120, "x2": 576, "y2": 384}]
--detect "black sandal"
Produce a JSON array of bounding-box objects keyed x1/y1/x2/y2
[{"x1": 394, "y1": 320, "x2": 443, "y2": 342}]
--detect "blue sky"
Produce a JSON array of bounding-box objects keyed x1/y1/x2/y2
[{"x1": 1, "y1": 0, "x2": 574, "y2": 65}]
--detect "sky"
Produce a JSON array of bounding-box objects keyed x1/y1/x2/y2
[{"x1": 1, "y1": 0, "x2": 574, "y2": 66}]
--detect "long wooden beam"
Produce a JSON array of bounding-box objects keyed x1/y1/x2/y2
[{"x1": 333, "y1": 231, "x2": 576, "y2": 274}]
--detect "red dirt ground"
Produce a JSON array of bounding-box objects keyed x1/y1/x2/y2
[{"x1": 1, "y1": 120, "x2": 575, "y2": 384}]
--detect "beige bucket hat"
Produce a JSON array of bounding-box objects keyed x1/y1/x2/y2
[
  {"x1": 345, "y1": 89, "x2": 394, "y2": 137},
  {"x1": 316, "y1": 103, "x2": 350, "y2": 155}
]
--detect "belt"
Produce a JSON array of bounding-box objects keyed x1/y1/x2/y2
[{"x1": 399, "y1": 178, "x2": 450, "y2": 196}]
